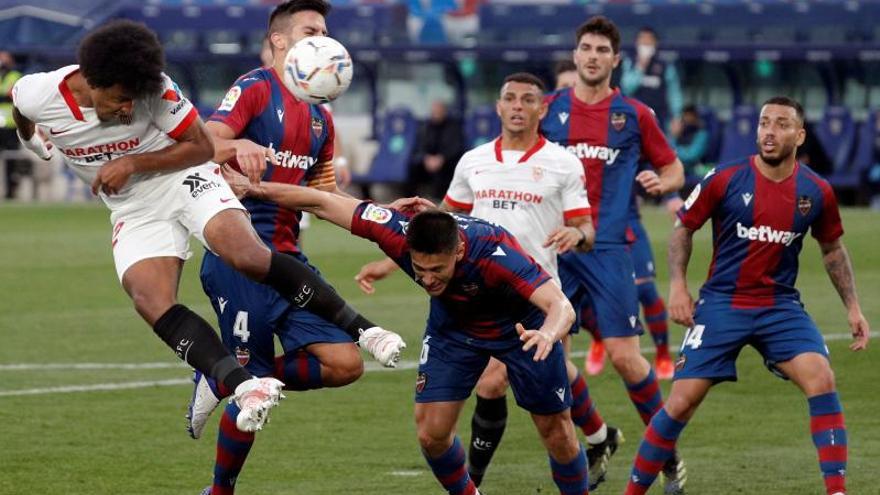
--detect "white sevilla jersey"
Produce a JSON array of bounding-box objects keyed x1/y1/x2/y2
[
  {"x1": 444, "y1": 136, "x2": 590, "y2": 282},
  {"x1": 12, "y1": 65, "x2": 199, "y2": 208}
]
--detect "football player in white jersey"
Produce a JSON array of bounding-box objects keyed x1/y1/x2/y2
[
  {"x1": 11, "y1": 20, "x2": 403, "y2": 436},
  {"x1": 355, "y1": 73, "x2": 620, "y2": 490}
]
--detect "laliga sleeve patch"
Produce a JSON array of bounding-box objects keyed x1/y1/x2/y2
[
  {"x1": 218, "y1": 86, "x2": 242, "y2": 112},
  {"x1": 683, "y1": 183, "x2": 701, "y2": 210},
  {"x1": 361, "y1": 204, "x2": 393, "y2": 224}
]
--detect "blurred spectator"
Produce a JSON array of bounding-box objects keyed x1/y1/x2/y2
[
  {"x1": 0, "y1": 51, "x2": 26, "y2": 200},
  {"x1": 406, "y1": 100, "x2": 464, "y2": 199},
  {"x1": 554, "y1": 59, "x2": 577, "y2": 90},
  {"x1": 669, "y1": 104, "x2": 709, "y2": 184},
  {"x1": 621, "y1": 27, "x2": 682, "y2": 132}
]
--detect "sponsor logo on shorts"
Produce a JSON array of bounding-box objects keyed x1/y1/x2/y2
[
  {"x1": 675, "y1": 353, "x2": 687, "y2": 371},
  {"x1": 555, "y1": 387, "x2": 566, "y2": 402},
  {"x1": 415, "y1": 372, "x2": 428, "y2": 394},
  {"x1": 182, "y1": 172, "x2": 220, "y2": 198},
  {"x1": 235, "y1": 346, "x2": 250, "y2": 366}
]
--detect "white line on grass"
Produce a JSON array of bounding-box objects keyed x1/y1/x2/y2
[{"x1": 0, "y1": 331, "x2": 868, "y2": 397}]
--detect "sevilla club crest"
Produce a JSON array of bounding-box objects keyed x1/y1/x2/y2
[
  {"x1": 611, "y1": 112, "x2": 627, "y2": 132},
  {"x1": 797, "y1": 195, "x2": 812, "y2": 216}
]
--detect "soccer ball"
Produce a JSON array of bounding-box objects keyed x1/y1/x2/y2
[{"x1": 282, "y1": 36, "x2": 353, "y2": 104}]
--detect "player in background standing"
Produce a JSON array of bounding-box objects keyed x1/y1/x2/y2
[
  {"x1": 187, "y1": 2, "x2": 404, "y2": 494},
  {"x1": 556, "y1": 55, "x2": 675, "y2": 380},
  {"x1": 624, "y1": 96, "x2": 870, "y2": 495},
  {"x1": 541, "y1": 16, "x2": 687, "y2": 492},
  {"x1": 10, "y1": 20, "x2": 400, "y2": 441},
  {"x1": 222, "y1": 168, "x2": 593, "y2": 495}
]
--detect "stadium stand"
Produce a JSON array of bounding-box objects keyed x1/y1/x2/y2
[
  {"x1": 463, "y1": 105, "x2": 501, "y2": 149},
  {"x1": 352, "y1": 108, "x2": 418, "y2": 195},
  {"x1": 718, "y1": 105, "x2": 759, "y2": 165}
]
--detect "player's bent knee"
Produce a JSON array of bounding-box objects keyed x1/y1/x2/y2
[
  {"x1": 475, "y1": 374, "x2": 509, "y2": 398},
  {"x1": 129, "y1": 290, "x2": 176, "y2": 326},
  {"x1": 324, "y1": 358, "x2": 364, "y2": 387},
  {"x1": 663, "y1": 393, "x2": 700, "y2": 421}
]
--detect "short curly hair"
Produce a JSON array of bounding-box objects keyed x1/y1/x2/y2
[
  {"x1": 575, "y1": 16, "x2": 621, "y2": 54},
  {"x1": 78, "y1": 20, "x2": 165, "y2": 99},
  {"x1": 269, "y1": 0, "x2": 331, "y2": 35}
]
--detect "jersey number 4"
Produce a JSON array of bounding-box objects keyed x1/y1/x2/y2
[
  {"x1": 233, "y1": 311, "x2": 250, "y2": 343},
  {"x1": 682, "y1": 324, "x2": 705, "y2": 350}
]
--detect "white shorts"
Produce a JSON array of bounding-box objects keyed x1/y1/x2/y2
[{"x1": 108, "y1": 163, "x2": 246, "y2": 281}]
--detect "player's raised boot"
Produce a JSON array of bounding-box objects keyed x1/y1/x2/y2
[
  {"x1": 654, "y1": 353, "x2": 675, "y2": 380},
  {"x1": 186, "y1": 370, "x2": 223, "y2": 439},
  {"x1": 358, "y1": 326, "x2": 406, "y2": 368},
  {"x1": 660, "y1": 449, "x2": 687, "y2": 494},
  {"x1": 232, "y1": 377, "x2": 285, "y2": 433},
  {"x1": 586, "y1": 425, "x2": 624, "y2": 490},
  {"x1": 585, "y1": 340, "x2": 606, "y2": 376}
]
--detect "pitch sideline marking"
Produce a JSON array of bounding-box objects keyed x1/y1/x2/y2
[{"x1": 0, "y1": 332, "x2": 869, "y2": 397}]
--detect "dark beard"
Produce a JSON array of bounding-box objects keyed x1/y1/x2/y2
[
  {"x1": 118, "y1": 113, "x2": 133, "y2": 126},
  {"x1": 759, "y1": 152, "x2": 785, "y2": 167}
]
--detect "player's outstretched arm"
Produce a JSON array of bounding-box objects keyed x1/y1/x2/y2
[
  {"x1": 518, "y1": 283, "x2": 575, "y2": 361},
  {"x1": 819, "y1": 238, "x2": 870, "y2": 351},
  {"x1": 222, "y1": 164, "x2": 359, "y2": 230},
  {"x1": 668, "y1": 220, "x2": 696, "y2": 327},
  {"x1": 206, "y1": 121, "x2": 279, "y2": 185}
]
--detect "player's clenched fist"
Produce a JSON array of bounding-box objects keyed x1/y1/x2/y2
[
  {"x1": 235, "y1": 139, "x2": 279, "y2": 185},
  {"x1": 668, "y1": 282, "x2": 695, "y2": 327},
  {"x1": 92, "y1": 155, "x2": 137, "y2": 195}
]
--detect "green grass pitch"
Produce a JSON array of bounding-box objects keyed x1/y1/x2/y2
[{"x1": 0, "y1": 204, "x2": 877, "y2": 494}]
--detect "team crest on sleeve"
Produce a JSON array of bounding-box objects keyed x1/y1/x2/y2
[
  {"x1": 310, "y1": 117, "x2": 324, "y2": 137},
  {"x1": 683, "y1": 183, "x2": 701, "y2": 210},
  {"x1": 610, "y1": 112, "x2": 627, "y2": 131},
  {"x1": 218, "y1": 86, "x2": 242, "y2": 112},
  {"x1": 797, "y1": 195, "x2": 812, "y2": 216},
  {"x1": 361, "y1": 204, "x2": 393, "y2": 224}
]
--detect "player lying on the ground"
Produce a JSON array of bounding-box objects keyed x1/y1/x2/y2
[
  {"x1": 223, "y1": 167, "x2": 594, "y2": 494},
  {"x1": 11, "y1": 20, "x2": 404, "y2": 437},
  {"x1": 624, "y1": 96, "x2": 870, "y2": 495}
]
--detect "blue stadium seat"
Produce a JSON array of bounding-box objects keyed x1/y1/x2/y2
[
  {"x1": 815, "y1": 106, "x2": 856, "y2": 177},
  {"x1": 718, "y1": 105, "x2": 758, "y2": 164},
  {"x1": 830, "y1": 109, "x2": 878, "y2": 190},
  {"x1": 464, "y1": 105, "x2": 500, "y2": 149},
  {"x1": 353, "y1": 108, "x2": 418, "y2": 186}
]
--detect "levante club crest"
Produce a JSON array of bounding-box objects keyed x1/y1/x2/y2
[
  {"x1": 611, "y1": 112, "x2": 627, "y2": 131},
  {"x1": 798, "y1": 195, "x2": 813, "y2": 216}
]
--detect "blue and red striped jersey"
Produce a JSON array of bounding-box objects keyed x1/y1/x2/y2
[
  {"x1": 542, "y1": 88, "x2": 676, "y2": 246},
  {"x1": 678, "y1": 156, "x2": 843, "y2": 308},
  {"x1": 209, "y1": 67, "x2": 334, "y2": 253},
  {"x1": 350, "y1": 202, "x2": 552, "y2": 345}
]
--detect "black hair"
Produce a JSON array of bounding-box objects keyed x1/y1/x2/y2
[
  {"x1": 78, "y1": 20, "x2": 165, "y2": 99},
  {"x1": 502, "y1": 72, "x2": 546, "y2": 93},
  {"x1": 575, "y1": 16, "x2": 621, "y2": 54},
  {"x1": 638, "y1": 26, "x2": 659, "y2": 40},
  {"x1": 554, "y1": 59, "x2": 576, "y2": 76},
  {"x1": 268, "y1": 0, "x2": 331, "y2": 34},
  {"x1": 762, "y1": 96, "x2": 805, "y2": 125},
  {"x1": 406, "y1": 210, "x2": 460, "y2": 255},
  {"x1": 682, "y1": 103, "x2": 699, "y2": 115}
]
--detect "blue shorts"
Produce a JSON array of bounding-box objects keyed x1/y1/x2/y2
[
  {"x1": 199, "y1": 250, "x2": 352, "y2": 377},
  {"x1": 559, "y1": 246, "x2": 643, "y2": 339},
  {"x1": 673, "y1": 298, "x2": 830, "y2": 383},
  {"x1": 415, "y1": 327, "x2": 572, "y2": 415},
  {"x1": 626, "y1": 219, "x2": 657, "y2": 281}
]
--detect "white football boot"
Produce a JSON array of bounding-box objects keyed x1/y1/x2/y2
[
  {"x1": 358, "y1": 327, "x2": 406, "y2": 368},
  {"x1": 232, "y1": 377, "x2": 285, "y2": 433}
]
